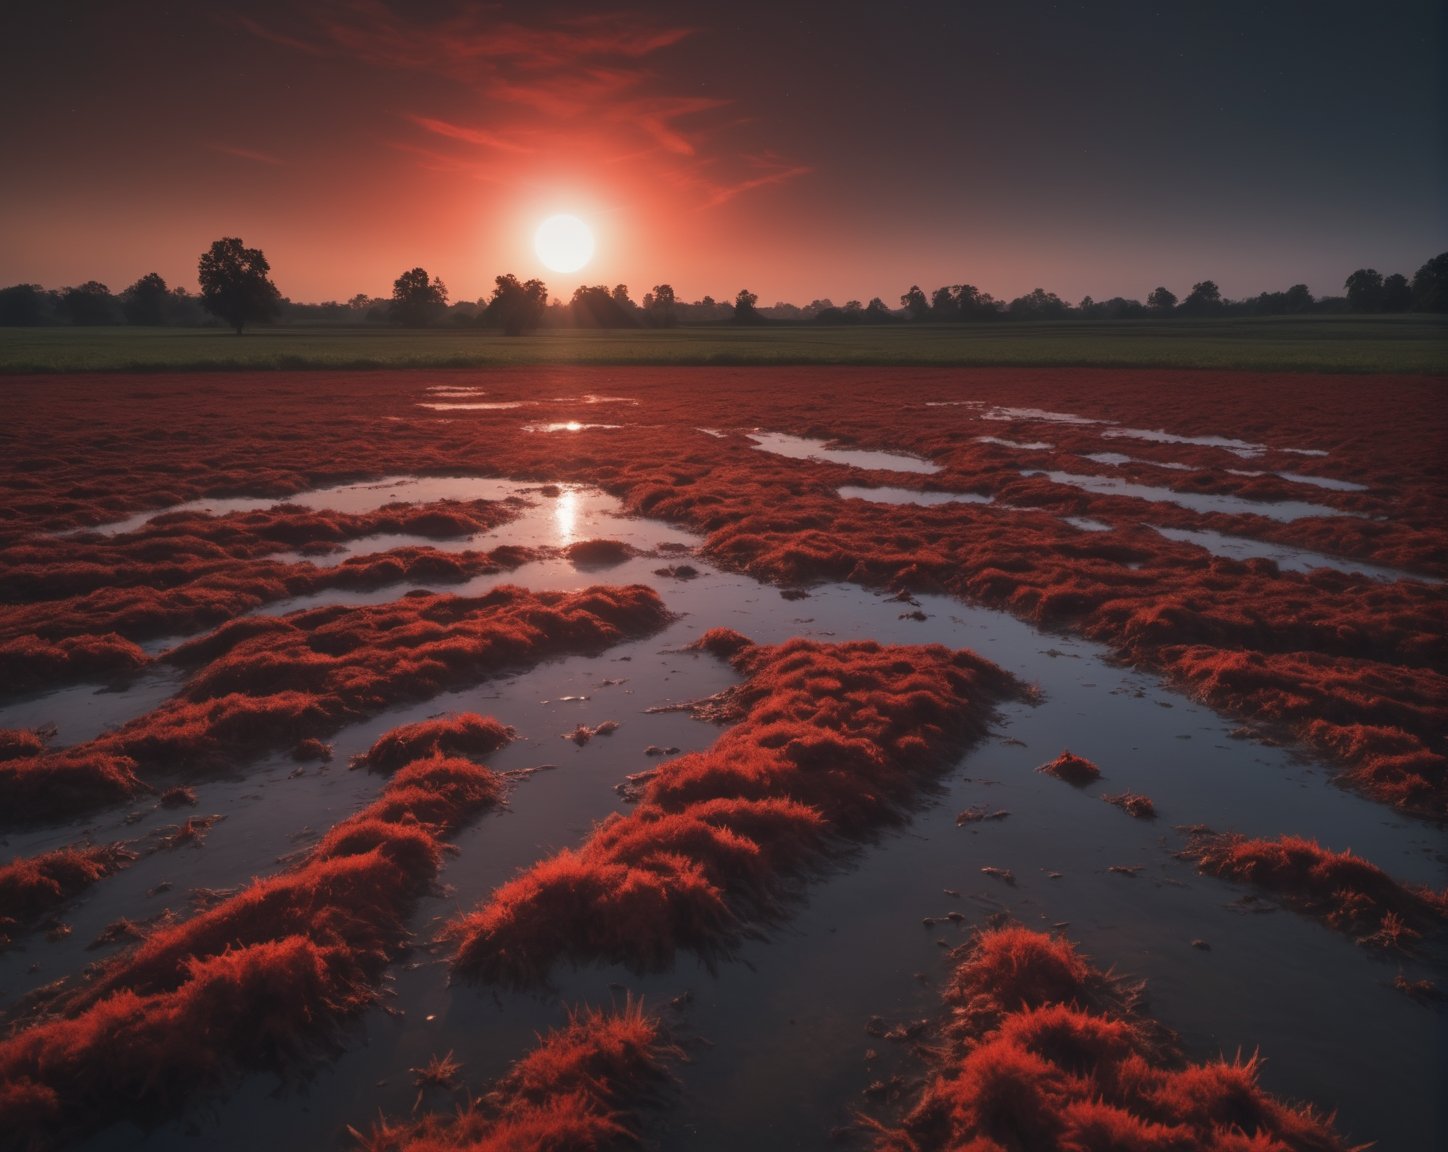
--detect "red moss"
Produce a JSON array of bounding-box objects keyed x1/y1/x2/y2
[
  {"x1": 0, "y1": 717, "x2": 511, "y2": 1146},
  {"x1": 1037, "y1": 749, "x2": 1102, "y2": 786},
  {"x1": 450, "y1": 636, "x2": 1024, "y2": 984},
  {"x1": 354, "y1": 713, "x2": 514, "y2": 773},
  {"x1": 0, "y1": 368, "x2": 1442, "y2": 815},
  {"x1": 0, "y1": 843, "x2": 135, "y2": 928},
  {"x1": 1103, "y1": 791, "x2": 1157, "y2": 818},
  {"x1": 0, "y1": 728, "x2": 48, "y2": 761},
  {"x1": 292, "y1": 737, "x2": 333, "y2": 762},
  {"x1": 352, "y1": 1000, "x2": 678, "y2": 1152},
  {"x1": 868, "y1": 926, "x2": 1354, "y2": 1151},
  {"x1": 0, "y1": 632, "x2": 149, "y2": 694},
  {"x1": 2, "y1": 586, "x2": 663, "y2": 823},
  {"x1": 1180, "y1": 831, "x2": 1448, "y2": 949}
]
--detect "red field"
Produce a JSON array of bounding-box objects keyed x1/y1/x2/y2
[{"x1": 0, "y1": 367, "x2": 1442, "y2": 1150}]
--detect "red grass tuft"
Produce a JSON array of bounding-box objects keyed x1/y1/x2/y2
[
  {"x1": 349, "y1": 999, "x2": 679, "y2": 1152},
  {"x1": 449, "y1": 636, "x2": 1024, "y2": 985},
  {"x1": 868, "y1": 925, "x2": 1355, "y2": 1151},
  {"x1": 1103, "y1": 791, "x2": 1157, "y2": 818},
  {"x1": 354, "y1": 713, "x2": 514, "y2": 773},
  {"x1": 1037, "y1": 750, "x2": 1102, "y2": 786},
  {"x1": 0, "y1": 843, "x2": 136, "y2": 928},
  {"x1": 1180, "y1": 830, "x2": 1448, "y2": 948}
]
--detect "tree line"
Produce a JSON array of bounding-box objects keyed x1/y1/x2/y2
[{"x1": 2, "y1": 238, "x2": 1445, "y2": 332}]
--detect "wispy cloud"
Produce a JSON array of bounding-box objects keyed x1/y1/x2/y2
[
  {"x1": 207, "y1": 143, "x2": 286, "y2": 166},
  {"x1": 407, "y1": 115, "x2": 532, "y2": 154},
  {"x1": 233, "y1": 3, "x2": 809, "y2": 209}
]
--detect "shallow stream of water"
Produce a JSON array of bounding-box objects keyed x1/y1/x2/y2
[{"x1": 4, "y1": 476, "x2": 1442, "y2": 1152}]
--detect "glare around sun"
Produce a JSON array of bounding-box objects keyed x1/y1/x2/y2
[{"x1": 534, "y1": 214, "x2": 595, "y2": 273}]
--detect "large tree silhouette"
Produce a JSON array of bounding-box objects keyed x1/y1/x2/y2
[
  {"x1": 482, "y1": 274, "x2": 548, "y2": 336},
  {"x1": 388, "y1": 267, "x2": 448, "y2": 327},
  {"x1": 1411, "y1": 252, "x2": 1448, "y2": 312},
  {"x1": 121, "y1": 273, "x2": 170, "y2": 326},
  {"x1": 197, "y1": 238, "x2": 280, "y2": 334},
  {"x1": 1344, "y1": 269, "x2": 1384, "y2": 313}
]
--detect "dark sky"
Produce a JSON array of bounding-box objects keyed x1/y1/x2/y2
[{"x1": 2, "y1": 0, "x2": 1443, "y2": 306}]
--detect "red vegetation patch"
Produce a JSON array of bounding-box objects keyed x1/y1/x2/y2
[
  {"x1": 0, "y1": 721, "x2": 511, "y2": 1146},
  {"x1": 0, "y1": 368, "x2": 1442, "y2": 814},
  {"x1": 0, "y1": 843, "x2": 136, "y2": 937},
  {"x1": 449, "y1": 635, "x2": 1025, "y2": 985},
  {"x1": 566, "y1": 538, "x2": 634, "y2": 567},
  {"x1": 353, "y1": 713, "x2": 514, "y2": 773},
  {"x1": 353, "y1": 999, "x2": 679, "y2": 1152},
  {"x1": 1103, "y1": 791, "x2": 1157, "y2": 818},
  {"x1": 866, "y1": 926, "x2": 1355, "y2": 1151},
  {"x1": 1037, "y1": 749, "x2": 1102, "y2": 786},
  {"x1": 1180, "y1": 831, "x2": 1448, "y2": 950},
  {"x1": 1, "y1": 584, "x2": 666, "y2": 823}
]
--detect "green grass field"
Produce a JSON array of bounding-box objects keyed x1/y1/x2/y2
[{"x1": 1, "y1": 315, "x2": 1444, "y2": 374}]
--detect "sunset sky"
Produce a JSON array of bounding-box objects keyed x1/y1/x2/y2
[{"x1": 3, "y1": 0, "x2": 1443, "y2": 307}]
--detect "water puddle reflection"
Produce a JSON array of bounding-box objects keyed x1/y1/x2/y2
[
  {"x1": 749, "y1": 432, "x2": 941, "y2": 474},
  {"x1": 1023, "y1": 470, "x2": 1354, "y2": 522},
  {"x1": 837, "y1": 485, "x2": 992, "y2": 507},
  {"x1": 1149, "y1": 525, "x2": 1435, "y2": 583}
]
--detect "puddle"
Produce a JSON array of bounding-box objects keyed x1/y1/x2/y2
[
  {"x1": 837, "y1": 485, "x2": 992, "y2": 507},
  {"x1": 976, "y1": 436, "x2": 1052, "y2": 450},
  {"x1": 1063, "y1": 516, "x2": 1112, "y2": 531},
  {"x1": 1226, "y1": 469, "x2": 1369, "y2": 493},
  {"x1": 697, "y1": 428, "x2": 727, "y2": 438},
  {"x1": 423, "y1": 386, "x2": 486, "y2": 395},
  {"x1": 71, "y1": 476, "x2": 533, "y2": 537},
  {"x1": 982, "y1": 406, "x2": 1112, "y2": 425},
  {"x1": 1022, "y1": 470, "x2": 1354, "y2": 522},
  {"x1": 418, "y1": 401, "x2": 527, "y2": 411},
  {"x1": 749, "y1": 432, "x2": 941, "y2": 474},
  {"x1": 0, "y1": 668, "x2": 184, "y2": 749},
  {"x1": 1083, "y1": 452, "x2": 1193, "y2": 471},
  {"x1": 523, "y1": 422, "x2": 623, "y2": 433},
  {"x1": 1149, "y1": 525, "x2": 1437, "y2": 583}
]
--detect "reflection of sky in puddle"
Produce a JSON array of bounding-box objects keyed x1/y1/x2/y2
[
  {"x1": 749, "y1": 432, "x2": 941, "y2": 474},
  {"x1": 79, "y1": 475, "x2": 530, "y2": 537},
  {"x1": 1084, "y1": 451, "x2": 1193, "y2": 471},
  {"x1": 424, "y1": 386, "x2": 486, "y2": 395},
  {"x1": 837, "y1": 485, "x2": 992, "y2": 506},
  {"x1": 523, "y1": 421, "x2": 623, "y2": 433},
  {"x1": 1149, "y1": 525, "x2": 1434, "y2": 583},
  {"x1": 1022, "y1": 470, "x2": 1353, "y2": 521},
  {"x1": 697, "y1": 427, "x2": 726, "y2": 438},
  {"x1": 1063, "y1": 515, "x2": 1112, "y2": 531},
  {"x1": 418, "y1": 401, "x2": 526, "y2": 410},
  {"x1": 1102, "y1": 427, "x2": 1273, "y2": 457},
  {"x1": 983, "y1": 406, "x2": 1112, "y2": 425},
  {"x1": 1226, "y1": 468, "x2": 1367, "y2": 493},
  {"x1": 976, "y1": 435, "x2": 1052, "y2": 449}
]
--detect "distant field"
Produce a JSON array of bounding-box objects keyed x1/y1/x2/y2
[{"x1": 1, "y1": 315, "x2": 1444, "y2": 374}]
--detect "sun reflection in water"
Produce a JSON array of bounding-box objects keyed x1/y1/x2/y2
[{"x1": 553, "y1": 487, "x2": 578, "y2": 543}]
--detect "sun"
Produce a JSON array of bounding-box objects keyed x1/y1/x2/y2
[{"x1": 534, "y1": 214, "x2": 595, "y2": 274}]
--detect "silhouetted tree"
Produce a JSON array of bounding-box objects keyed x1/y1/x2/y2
[
  {"x1": 644, "y1": 283, "x2": 677, "y2": 326},
  {"x1": 732, "y1": 288, "x2": 764, "y2": 324},
  {"x1": 1284, "y1": 283, "x2": 1314, "y2": 313},
  {"x1": 1008, "y1": 288, "x2": 1069, "y2": 320},
  {"x1": 928, "y1": 286, "x2": 958, "y2": 321},
  {"x1": 900, "y1": 285, "x2": 929, "y2": 321},
  {"x1": 482, "y1": 274, "x2": 548, "y2": 335},
  {"x1": 1178, "y1": 280, "x2": 1223, "y2": 316},
  {"x1": 1411, "y1": 252, "x2": 1448, "y2": 312},
  {"x1": 387, "y1": 267, "x2": 448, "y2": 327},
  {"x1": 570, "y1": 284, "x2": 638, "y2": 327},
  {"x1": 121, "y1": 273, "x2": 170, "y2": 325},
  {"x1": 1147, "y1": 286, "x2": 1177, "y2": 315},
  {"x1": 198, "y1": 237, "x2": 281, "y2": 333},
  {"x1": 1344, "y1": 268, "x2": 1384, "y2": 313},
  {"x1": 0, "y1": 283, "x2": 50, "y2": 326},
  {"x1": 1381, "y1": 273, "x2": 1412, "y2": 313},
  {"x1": 864, "y1": 297, "x2": 895, "y2": 322},
  {"x1": 59, "y1": 281, "x2": 117, "y2": 325}
]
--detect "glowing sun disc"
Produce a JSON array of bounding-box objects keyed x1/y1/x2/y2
[{"x1": 534, "y1": 214, "x2": 595, "y2": 273}]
